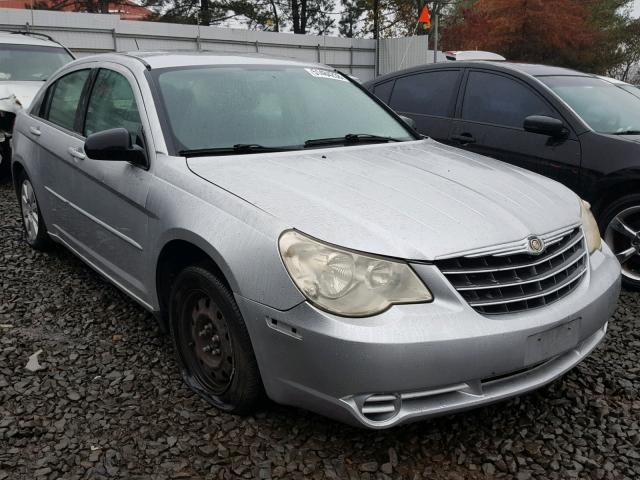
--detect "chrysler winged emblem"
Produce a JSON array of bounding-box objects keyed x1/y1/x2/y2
[{"x1": 528, "y1": 236, "x2": 545, "y2": 254}]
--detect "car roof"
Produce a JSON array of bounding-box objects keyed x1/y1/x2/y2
[
  {"x1": 0, "y1": 31, "x2": 66, "y2": 48},
  {"x1": 499, "y1": 62, "x2": 590, "y2": 77},
  {"x1": 118, "y1": 51, "x2": 324, "y2": 70},
  {"x1": 367, "y1": 61, "x2": 592, "y2": 85},
  {"x1": 597, "y1": 75, "x2": 630, "y2": 86}
]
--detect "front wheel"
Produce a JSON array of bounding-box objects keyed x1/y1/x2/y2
[
  {"x1": 601, "y1": 194, "x2": 640, "y2": 290},
  {"x1": 169, "y1": 265, "x2": 264, "y2": 414}
]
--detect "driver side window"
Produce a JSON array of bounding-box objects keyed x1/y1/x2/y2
[
  {"x1": 462, "y1": 71, "x2": 553, "y2": 128},
  {"x1": 84, "y1": 69, "x2": 142, "y2": 144}
]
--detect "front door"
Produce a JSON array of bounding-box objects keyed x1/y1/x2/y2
[
  {"x1": 72, "y1": 65, "x2": 155, "y2": 304},
  {"x1": 450, "y1": 70, "x2": 582, "y2": 193}
]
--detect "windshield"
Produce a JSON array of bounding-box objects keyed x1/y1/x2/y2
[
  {"x1": 153, "y1": 65, "x2": 414, "y2": 153},
  {"x1": 539, "y1": 75, "x2": 640, "y2": 134},
  {"x1": 0, "y1": 44, "x2": 73, "y2": 82}
]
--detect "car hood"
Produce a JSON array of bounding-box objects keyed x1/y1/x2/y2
[
  {"x1": 187, "y1": 139, "x2": 581, "y2": 260},
  {"x1": 0, "y1": 81, "x2": 42, "y2": 110}
]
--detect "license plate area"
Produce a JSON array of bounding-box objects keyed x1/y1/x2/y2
[{"x1": 525, "y1": 317, "x2": 581, "y2": 365}]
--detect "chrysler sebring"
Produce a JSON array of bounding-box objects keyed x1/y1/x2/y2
[{"x1": 11, "y1": 52, "x2": 621, "y2": 428}]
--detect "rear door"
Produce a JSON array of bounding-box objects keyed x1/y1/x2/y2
[
  {"x1": 32, "y1": 67, "x2": 93, "y2": 240},
  {"x1": 386, "y1": 69, "x2": 462, "y2": 142},
  {"x1": 450, "y1": 70, "x2": 582, "y2": 192}
]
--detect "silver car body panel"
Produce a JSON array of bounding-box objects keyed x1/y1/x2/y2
[
  {"x1": 187, "y1": 139, "x2": 580, "y2": 261},
  {"x1": 236, "y1": 246, "x2": 620, "y2": 428},
  {"x1": 11, "y1": 52, "x2": 621, "y2": 428}
]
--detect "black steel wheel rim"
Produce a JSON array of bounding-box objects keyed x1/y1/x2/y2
[{"x1": 178, "y1": 290, "x2": 235, "y2": 395}]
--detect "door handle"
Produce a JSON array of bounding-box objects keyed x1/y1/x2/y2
[
  {"x1": 67, "y1": 147, "x2": 86, "y2": 160},
  {"x1": 451, "y1": 133, "x2": 476, "y2": 145},
  {"x1": 29, "y1": 126, "x2": 41, "y2": 136}
]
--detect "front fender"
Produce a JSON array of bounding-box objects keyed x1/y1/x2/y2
[{"x1": 147, "y1": 156, "x2": 305, "y2": 312}]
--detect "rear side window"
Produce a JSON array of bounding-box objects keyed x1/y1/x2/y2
[
  {"x1": 389, "y1": 70, "x2": 460, "y2": 117},
  {"x1": 84, "y1": 69, "x2": 142, "y2": 141},
  {"x1": 373, "y1": 80, "x2": 394, "y2": 104},
  {"x1": 46, "y1": 69, "x2": 90, "y2": 132},
  {"x1": 462, "y1": 71, "x2": 552, "y2": 128}
]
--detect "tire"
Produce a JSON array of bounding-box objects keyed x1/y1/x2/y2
[
  {"x1": 599, "y1": 193, "x2": 640, "y2": 290},
  {"x1": 17, "y1": 171, "x2": 53, "y2": 251},
  {"x1": 0, "y1": 142, "x2": 10, "y2": 183},
  {"x1": 169, "y1": 265, "x2": 264, "y2": 414}
]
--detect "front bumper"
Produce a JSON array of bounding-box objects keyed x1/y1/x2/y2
[{"x1": 236, "y1": 246, "x2": 621, "y2": 428}]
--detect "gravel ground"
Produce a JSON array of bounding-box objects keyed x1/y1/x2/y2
[{"x1": 0, "y1": 181, "x2": 639, "y2": 480}]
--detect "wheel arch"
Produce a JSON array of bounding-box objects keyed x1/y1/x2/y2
[
  {"x1": 155, "y1": 232, "x2": 239, "y2": 330},
  {"x1": 589, "y1": 176, "x2": 640, "y2": 227},
  {"x1": 11, "y1": 160, "x2": 26, "y2": 200}
]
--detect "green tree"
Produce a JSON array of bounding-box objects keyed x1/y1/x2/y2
[{"x1": 339, "y1": 0, "x2": 367, "y2": 37}]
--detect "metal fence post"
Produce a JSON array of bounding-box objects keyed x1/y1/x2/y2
[
  {"x1": 112, "y1": 28, "x2": 117, "y2": 52},
  {"x1": 349, "y1": 46, "x2": 353, "y2": 74},
  {"x1": 317, "y1": 44, "x2": 321, "y2": 63},
  {"x1": 255, "y1": 40, "x2": 259, "y2": 53}
]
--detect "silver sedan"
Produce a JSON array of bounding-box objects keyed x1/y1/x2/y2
[{"x1": 11, "y1": 52, "x2": 621, "y2": 428}]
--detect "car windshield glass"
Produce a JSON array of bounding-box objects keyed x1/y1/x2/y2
[
  {"x1": 153, "y1": 65, "x2": 414, "y2": 153},
  {"x1": 540, "y1": 75, "x2": 640, "y2": 134},
  {"x1": 0, "y1": 44, "x2": 73, "y2": 82}
]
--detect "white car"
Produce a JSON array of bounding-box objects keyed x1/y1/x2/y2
[
  {"x1": 444, "y1": 50, "x2": 506, "y2": 61},
  {"x1": 0, "y1": 31, "x2": 74, "y2": 179}
]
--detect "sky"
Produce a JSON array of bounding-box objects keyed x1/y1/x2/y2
[{"x1": 635, "y1": 0, "x2": 640, "y2": 17}]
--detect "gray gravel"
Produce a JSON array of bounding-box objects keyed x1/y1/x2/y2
[{"x1": 1, "y1": 181, "x2": 639, "y2": 480}]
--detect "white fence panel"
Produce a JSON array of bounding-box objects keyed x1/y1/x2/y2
[
  {"x1": 378, "y1": 36, "x2": 448, "y2": 76},
  {"x1": 0, "y1": 9, "x2": 438, "y2": 80}
]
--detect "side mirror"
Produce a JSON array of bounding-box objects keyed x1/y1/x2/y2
[
  {"x1": 523, "y1": 115, "x2": 567, "y2": 138},
  {"x1": 84, "y1": 128, "x2": 147, "y2": 165},
  {"x1": 399, "y1": 115, "x2": 417, "y2": 129}
]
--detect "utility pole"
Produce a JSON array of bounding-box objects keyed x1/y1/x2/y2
[{"x1": 433, "y1": 11, "x2": 439, "y2": 63}]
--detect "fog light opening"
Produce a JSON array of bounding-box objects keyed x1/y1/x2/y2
[{"x1": 360, "y1": 393, "x2": 401, "y2": 422}]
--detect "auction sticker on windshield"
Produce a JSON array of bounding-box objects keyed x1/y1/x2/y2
[{"x1": 305, "y1": 68, "x2": 347, "y2": 81}]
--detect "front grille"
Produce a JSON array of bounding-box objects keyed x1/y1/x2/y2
[{"x1": 436, "y1": 226, "x2": 588, "y2": 315}]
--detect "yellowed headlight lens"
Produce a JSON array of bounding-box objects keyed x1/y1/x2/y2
[
  {"x1": 581, "y1": 200, "x2": 602, "y2": 254},
  {"x1": 279, "y1": 230, "x2": 432, "y2": 317}
]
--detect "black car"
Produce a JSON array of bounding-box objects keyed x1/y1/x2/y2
[{"x1": 365, "y1": 62, "x2": 640, "y2": 289}]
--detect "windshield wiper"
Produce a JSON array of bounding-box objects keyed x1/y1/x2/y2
[
  {"x1": 304, "y1": 133, "x2": 403, "y2": 148},
  {"x1": 612, "y1": 130, "x2": 640, "y2": 135},
  {"x1": 179, "y1": 144, "x2": 300, "y2": 157}
]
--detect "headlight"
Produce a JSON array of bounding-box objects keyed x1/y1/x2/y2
[
  {"x1": 278, "y1": 230, "x2": 432, "y2": 317},
  {"x1": 581, "y1": 200, "x2": 602, "y2": 254}
]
